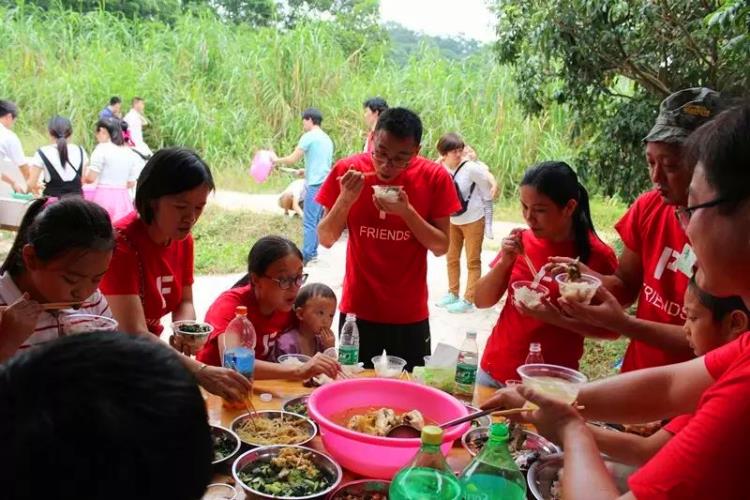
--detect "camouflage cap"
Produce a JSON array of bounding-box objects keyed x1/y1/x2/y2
[{"x1": 644, "y1": 87, "x2": 721, "y2": 144}]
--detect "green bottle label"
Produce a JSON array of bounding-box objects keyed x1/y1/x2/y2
[
  {"x1": 338, "y1": 345, "x2": 358, "y2": 365},
  {"x1": 455, "y1": 363, "x2": 477, "y2": 385}
]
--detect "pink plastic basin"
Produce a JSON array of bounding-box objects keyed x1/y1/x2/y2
[{"x1": 307, "y1": 378, "x2": 470, "y2": 479}]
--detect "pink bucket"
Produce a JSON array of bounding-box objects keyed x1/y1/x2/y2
[
  {"x1": 249, "y1": 150, "x2": 274, "y2": 183},
  {"x1": 307, "y1": 378, "x2": 470, "y2": 479}
]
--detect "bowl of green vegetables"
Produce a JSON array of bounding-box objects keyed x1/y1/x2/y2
[
  {"x1": 232, "y1": 445, "x2": 342, "y2": 499},
  {"x1": 172, "y1": 320, "x2": 213, "y2": 351},
  {"x1": 211, "y1": 425, "x2": 241, "y2": 466},
  {"x1": 282, "y1": 395, "x2": 310, "y2": 418}
]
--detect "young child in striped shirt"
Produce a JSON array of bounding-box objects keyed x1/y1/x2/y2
[{"x1": 0, "y1": 197, "x2": 115, "y2": 362}]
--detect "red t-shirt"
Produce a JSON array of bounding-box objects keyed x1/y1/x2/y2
[
  {"x1": 316, "y1": 153, "x2": 459, "y2": 324},
  {"x1": 628, "y1": 331, "x2": 750, "y2": 499},
  {"x1": 616, "y1": 190, "x2": 695, "y2": 372},
  {"x1": 100, "y1": 211, "x2": 194, "y2": 335},
  {"x1": 662, "y1": 414, "x2": 691, "y2": 435},
  {"x1": 480, "y1": 230, "x2": 618, "y2": 383},
  {"x1": 196, "y1": 284, "x2": 295, "y2": 367}
]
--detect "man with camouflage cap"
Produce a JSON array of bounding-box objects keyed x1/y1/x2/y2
[{"x1": 544, "y1": 87, "x2": 721, "y2": 372}]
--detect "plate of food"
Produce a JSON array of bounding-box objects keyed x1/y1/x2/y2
[
  {"x1": 462, "y1": 424, "x2": 560, "y2": 471},
  {"x1": 230, "y1": 410, "x2": 317, "y2": 448},
  {"x1": 329, "y1": 479, "x2": 390, "y2": 500},
  {"x1": 282, "y1": 395, "x2": 310, "y2": 418},
  {"x1": 210, "y1": 425, "x2": 241, "y2": 466},
  {"x1": 232, "y1": 445, "x2": 342, "y2": 499},
  {"x1": 527, "y1": 452, "x2": 635, "y2": 500}
]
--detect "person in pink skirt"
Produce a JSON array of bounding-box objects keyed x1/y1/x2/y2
[{"x1": 84, "y1": 118, "x2": 145, "y2": 223}]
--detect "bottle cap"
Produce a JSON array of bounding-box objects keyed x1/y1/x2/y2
[
  {"x1": 421, "y1": 425, "x2": 443, "y2": 445},
  {"x1": 235, "y1": 306, "x2": 248, "y2": 316},
  {"x1": 529, "y1": 342, "x2": 541, "y2": 352},
  {"x1": 466, "y1": 331, "x2": 477, "y2": 339},
  {"x1": 259, "y1": 393, "x2": 272, "y2": 402},
  {"x1": 489, "y1": 422, "x2": 509, "y2": 441}
]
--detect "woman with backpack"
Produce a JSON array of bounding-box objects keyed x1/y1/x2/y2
[
  {"x1": 435, "y1": 132, "x2": 493, "y2": 314},
  {"x1": 84, "y1": 118, "x2": 144, "y2": 223},
  {"x1": 27, "y1": 116, "x2": 86, "y2": 198}
]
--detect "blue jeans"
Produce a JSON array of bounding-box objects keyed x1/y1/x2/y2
[{"x1": 303, "y1": 184, "x2": 323, "y2": 262}]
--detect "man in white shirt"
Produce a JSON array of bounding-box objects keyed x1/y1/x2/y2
[
  {"x1": 123, "y1": 97, "x2": 152, "y2": 157},
  {"x1": 0, "y1": 100, "x2": 30, "y2": 192}
]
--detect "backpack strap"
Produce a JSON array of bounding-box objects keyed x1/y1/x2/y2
[{"x1": 452, "y1": 160, "x2": 476, "y2": 203}]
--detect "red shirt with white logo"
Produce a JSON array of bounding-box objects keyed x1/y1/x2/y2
[
  {"x1": 480, "y1": 230, "x2": 618, "y2": 383},
  {"x1": 615, "y1": 190, "x2": 695, "y2": 371},
  {"x1": 196, "y1": 284, "x2": 295, "y2": 366},
  {"x1": 317, "y1": 153, "x2": 460, "y2": 324},
  {"x1": 628, "y1": 332, "x2": 750, "y2": 499},
  {"x1": 100, "y1": 211, "x2": 194, "y2": 335}
]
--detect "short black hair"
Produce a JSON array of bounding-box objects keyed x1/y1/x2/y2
[
  {"x1": 96, "y1": 117, "x2": 125, "y2": 146},
  {"x1": 0, "y1": 100, "x2": 19, "y2": 119},
  {"x1": 294, "y1": 282, "x2": 337, "y2": 309},
  {"x1": 1, "y1": 197, "x2": 114, "y2": 277},
  {"x1": 109, "y1": 96, "x2": 122, "y2": 106},
  {"x1": 688, "y1": 275, "x2": 750, "y2": 322},
  {"x1": 135, "y1": 147, "x2": 215, "y2": 224},
  {"x1": 685, "y1": 103, "x2": 750, "y2": 214},
  {"x1": 302, "y1": 107, "x2": 323, "y2": 126},
  {"x1": 0, "y1": 333, "x2": 212, "y2": 500},
  {"x1": 363, "y1": 97, "x2": 388, "y2": 114},
  {"x1": 374, "y1": 107, "x2": 423, "y2": 146},
  {"x1": 436, "y1": 132, "x2": 465, "y2": 156}
]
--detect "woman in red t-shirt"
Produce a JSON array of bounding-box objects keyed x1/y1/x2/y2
[
  {"x1": 474, "y1": 161, "x2": 618, "y2": 387},
  {"x1": 481, "y1": 104, "x2": 750, "y2": 499},
  {"x1": 197, "y1": 236, "x2": 340, "y2": 381},
  {"x1": 100, "y1": 147, "x2": 251, "y2": 403}
]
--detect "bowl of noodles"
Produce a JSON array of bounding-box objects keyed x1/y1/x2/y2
[{"x1": 230, "y1": 410, "x2": 317, "y2": 448}]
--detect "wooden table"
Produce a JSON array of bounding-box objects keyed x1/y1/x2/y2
[{"x1": 207, "y1": 371, "x2": 498, "y2": 498}]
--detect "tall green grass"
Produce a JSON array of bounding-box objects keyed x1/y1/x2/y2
[{"x1": 0, "y1": 5, "x2": 579, "y2": 195}]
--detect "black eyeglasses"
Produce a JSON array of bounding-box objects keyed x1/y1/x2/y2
[
  {"x1": 264, "y1": 273, "x2": 308, "y2": 290},
  {"x1": 371, "y1": 150, "x2": 412, "y2": 169},
  {"x1": 675, "y1": 197, "x2": 730, "y2": 229}
]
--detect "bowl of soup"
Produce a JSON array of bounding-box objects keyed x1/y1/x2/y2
[{"x1": 307, "y1": 378, "x2": 469, "y2": 479}]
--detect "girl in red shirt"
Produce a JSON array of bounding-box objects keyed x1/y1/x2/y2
[
  {"x1": 474, "y1": 161, "x2": 618, "y2": 387},
  {"x1": 100, "y1": 147, "x2": 250, "y2": 403},
  {"x1": 197, "y1": 236, "x2": 340, "y2": 381}
]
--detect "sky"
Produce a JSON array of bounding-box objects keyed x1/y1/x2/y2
[{"x1": 379, "y1": 0, "x2": 497, "y2": 43}]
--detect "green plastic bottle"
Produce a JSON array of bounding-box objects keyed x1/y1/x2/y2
[
  {"x1": 389, "y1": 426, "x2": 462, "y2": 500},
  {"x1": 459, "y1": 423, "x2": 527, "y2": 500}
]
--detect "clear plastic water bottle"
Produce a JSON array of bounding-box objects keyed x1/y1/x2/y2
[
  {"x1": 221, "y1": 306, "x2": 257, "y2": 379},
  {"x1": 459, "y1": 423, "x2": 527, "y2": 499},
  {"x1": 339, "y1": 313, "x2": 359, "y2": 365},
  {"x1": 525, "y1": 342, "x2": 544, "y2": 365},
  {"x1": 455, "y1": 331, "x2": 479, "y2": 398},
  {"x1": 389, "y1": 426, "x2": 462, "y2": 500}
]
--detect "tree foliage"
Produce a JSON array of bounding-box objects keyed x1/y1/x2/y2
[
  {"x1": 384, "y1": 21, "x2": 482, "y2": 65},
  {"x1": 491, "y1": 0, "x2": 750, "y2": 201}
]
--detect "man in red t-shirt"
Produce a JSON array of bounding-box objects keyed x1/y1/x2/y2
[
  {"x1": 317, "y1": 108, "x2": 459, "y2": 369},
  {"x1": 483, "y1": 332, "x2": 750, "y2": 499},
  {"x1": 554, "y1": 87, "x2": 722, "y2": 371}
]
